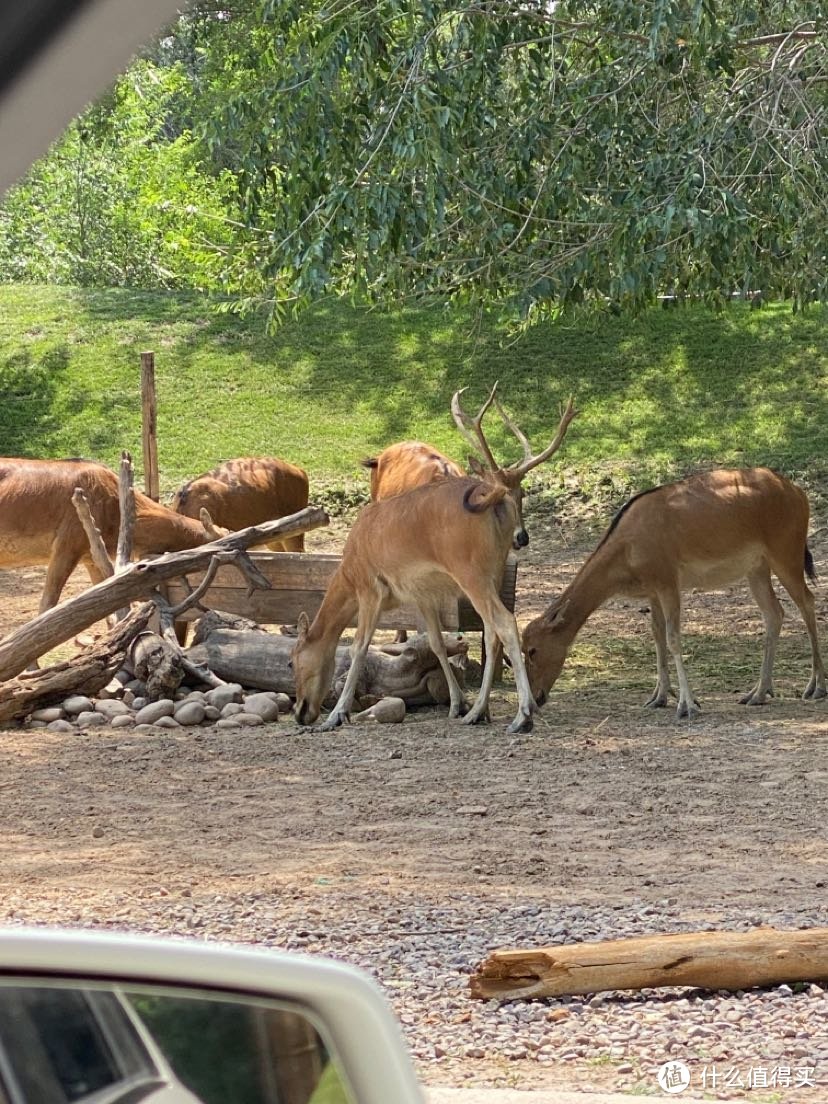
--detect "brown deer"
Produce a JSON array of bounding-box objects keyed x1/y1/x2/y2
[
  {"x1": 291, "y1": 477, "x2": 537, "y2": 733},
  {"x1": 521, "y1": 467, "x2": 827, "y2": 719},
  {"x1": 172, "y1": 456, "x2": 309, "y2": 552},
  {"x1": 362, "y1": 442, "x2": 463, "y2": 500},
  {"x1": 450, "y1": 383, "x2": 578, "y2": 549},
  {"x1": 0, "y1": 457, "x2": 219, "y2": 613}
]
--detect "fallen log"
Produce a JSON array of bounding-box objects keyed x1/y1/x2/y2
[
  {"x1": 0, "y1": 604, "x2": 154, "y2": 723},
  {"x1": 0, "y1": 506, "x2": 328, "y2": 683},
  {"x1": 186, "y1": 628, "x2": 467, "y2": 706},
  {"x1": 469, "y1": 928, "x2": 828, "y2": 1000}
]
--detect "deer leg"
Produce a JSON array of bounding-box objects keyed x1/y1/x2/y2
[
  {"x1": 319, "y1": 593, "x2": 383, "y2": 730},
  {"x1": 461, "y1": 620, "x2": 499, "y2": 725},
  {"x1": 645, "y1": 598, "x2": 676, "y2": 708},
  {"x1": 418, "y1": 606, "x2": 468, "y2": 719},
  {"x1": 462, "y1": 590, "x2": 534, "y2": 734},
  {"x1": 772, "y1": 559, "x2": 827, "y2": 701},
  {"x1": 657, "y1": 587, "x2": 699, "y2": 720},
  {"x1": 40, "y1": 543, "x2": 79, "y2": 614},
  {"x1": 741, "y1": 564, "x2": 784, "y2": 705}
]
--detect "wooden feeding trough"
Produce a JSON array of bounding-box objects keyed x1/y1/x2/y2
[{"x1": 163, "y1": 550, "x2": 519, "y2": 642}]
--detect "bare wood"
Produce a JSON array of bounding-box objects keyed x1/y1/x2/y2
[
  {"x1": 187, "y1": 628, "x2": 467, "y2": 705},
  {"x1": 0, "y1": 507, "x2": 328, "y2": 683},
  {"x1": 470, "y1": 928, "x2": 828, "y2": 1001},
  {"x1": 116, "y1": 451, "x2": 136, "y2": 571},
  {"x1": 0, "y1": 604, "x2": 153, "y2": 723},
  {"x1": 163, "y1": 551, "x2": 464, "y2": 631},
  {"x1": 128, "y1": 630, "x2": 185, "y2": 702},
  {"x1": 140, "y1": 351, "x2": 159, "y2": 501},
  {"x1": 71, "y1": 489, "x2": 114, "y2": 580}
]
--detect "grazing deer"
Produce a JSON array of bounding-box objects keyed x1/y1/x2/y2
[
  {"x1": 0, "y1": 457, "x2": 219, "y2": 613},
  {"x1": 522, "y1": 467, "x2": 827, "y2": 719},
  {"x1": 172, "y1": 456, "x2": 309, "y2": 552},
  {"x1": 291, "y1": 477, "x2": 537, "y2": 732}
]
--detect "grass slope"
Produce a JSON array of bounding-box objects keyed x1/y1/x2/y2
[{"x1": 1, "y1": 284, "x2": 826, "y2": 513}]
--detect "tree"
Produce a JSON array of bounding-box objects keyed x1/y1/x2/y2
[{"x1": 195, "y1": 0, "x2": 827, "y2": 322}]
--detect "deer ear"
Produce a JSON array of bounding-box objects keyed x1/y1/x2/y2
[
  {"x1": 199, "y1": 507, "x2": 223, "y2": 537},
  {"x1": 467, "y1": 455, "x2": 486, "y2": 478},
  {"x1": 548, "y1": 598, "x2": 571, "y2": 628},
  {"x1": 296, "y1": 611, "x2": 310, "y2": 644}
]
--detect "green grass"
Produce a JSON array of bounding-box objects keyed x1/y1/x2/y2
[{"x1": 1, "y1": 284, "x2": 826, "y2": 511}]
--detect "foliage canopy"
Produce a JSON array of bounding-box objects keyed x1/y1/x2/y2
[{"x1": 1, "y1": 1, "x2": 825, "y2": 323}]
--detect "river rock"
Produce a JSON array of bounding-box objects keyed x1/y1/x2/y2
[
  {"x1": 353, "y1": 697, "x2": 407, "y2": 724},
  {"x1": 174, "y1": 702, "x2": 206, "y2": 726},
  {"x1": 63, "y1": 695, "x2": 94, "y2": 716},
  {"x1": 242, "y1": 693, "x2": 280, "y2": 722},
  {"x1": 134, "y1": 700, "x2": 175, "y2": 726}
]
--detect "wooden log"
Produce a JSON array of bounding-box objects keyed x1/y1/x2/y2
[
  {"x1": 470, "y1": 928, "x2": 828, "y2": 1001},
  {"x1": 0, "y1": 604, "x2": 154, "y2": 723},
  {"x1": 0, "y1": 507, "x2": 328, "y2": 683},
  {"x1": 187, "y1": 629, "x2": 467, "y2": 706},
  {"x1": 128, "y1": 630, "x2": 185, "y2": 701}
]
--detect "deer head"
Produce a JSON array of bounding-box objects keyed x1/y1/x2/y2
[{"x1": 451, "y1": 382, "x2": 578, "y2": 549}]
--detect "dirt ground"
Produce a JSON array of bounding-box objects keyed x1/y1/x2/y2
[{"x1": 0, "y1": 514, "x2": 827, "y2": 1100}]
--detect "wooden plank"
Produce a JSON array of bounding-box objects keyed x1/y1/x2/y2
[
  {"x1": 140, "y1": 351, "x2": 159, "y2": 501},
  {"x1": 166, "y1": 552, "x2": 517, "y2": 634},
  {"x1": 166, "y1": 581, "x2": 460, "y2": 631}
]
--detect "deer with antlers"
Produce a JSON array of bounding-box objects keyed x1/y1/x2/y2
[
  {"x1": 293, "y1": 388, "x2": 578, "y2": 731},
  {"x1": 0, "y1": 457, "x2": 221, "y2": 614},
  {"x1": 291, "y1": 476, "x2": 538, "y2": 732},
  {"x1": 522, "y1": 467, "x2": 827, "y2": 720}
]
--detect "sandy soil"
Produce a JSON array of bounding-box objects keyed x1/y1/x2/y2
[{"x1": 0, "y1": 515, "x2": 826, "y2": 1101}]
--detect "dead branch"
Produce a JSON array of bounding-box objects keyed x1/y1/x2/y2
[
  {"x1": 0, "y1": 604, "x2": 154, "y2": 723},
  {"x1": 470, "y1": 928, "x2": 828, "y2": 1000},
  {"x1": 116, "y1": 451, "x2": 135, "y2": 572},
  {"x1": 0, "y1": 506, "x2": 329, "y2": 682},
  {"x1": 72, "y1": 488, "x2": 114, "y2": 581}
]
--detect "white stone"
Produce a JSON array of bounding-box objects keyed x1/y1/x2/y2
[
  {"x1": 76, "y1": 711, "x2": 107, "y2": 727},
  {"x1": 352, "y1": 697, "x2": 407, "y2": 724},
  {"x1": 242, "y1": 693, "x2": 280, "y2": 722},
  {"x1": 134, "y1": 700, "x2": 175, "y2": 726},
  {"x1": 216, "y1": 717, "x2": 241, "y2": 729},
  {"x1": 153, "y1": 715, "x2": 181, "y2": 729},
  {"x1": 63, "y1": 695, "x2": 94, "y2": 716},
  {"x1": 47, "y1": 719, "x2": 76, "y2": 733},
  {"x1": 29, "y1": 707, "x2": 64, "y2": 723},
  {"x1": 221, "y1": 702, "x2": 245, "y2": 718},
  {"x1": 206, "y1": 684, "x2": 243, "y2": 710},
  {"x1": 110, "y1": 714, "x2": 135, "y2": 728},
  {"x1": 174, "y1": 702, "x2": 206, "y2": 726},
  {"x1": 235, "y1": 712, "x2": 264, "y2": 727},
  {"x1": 94, "y1": 699, "x2": 130, "y2": 718}
]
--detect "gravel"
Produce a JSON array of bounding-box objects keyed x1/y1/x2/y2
[{"x1": 4, "y1": 889, "x2": 826, "y2": 1098}]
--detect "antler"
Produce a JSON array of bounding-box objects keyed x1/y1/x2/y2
[
  {"x1": 505, "y1": 395, "x2": 579, "y2": 478},
  {"x1": 450, "y1": 382, "x2": 501, "y2": 473}
]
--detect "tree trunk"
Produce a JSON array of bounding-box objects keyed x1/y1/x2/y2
[
  {"x1": 186, "y1": 628, "x2": 467, "y2": 706},
  {"x1": 0, "y1": 506, "x2": 328, "y2": 682},
  {"x1": 470, "y1": 928, "x2": 828, "y2": 1000},
  {"x1": 0, "y1": 604, "x2": 153, "y2": 723}
]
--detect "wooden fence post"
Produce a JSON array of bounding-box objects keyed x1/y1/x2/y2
[{"x1": 140, "y1": 351, "x2": 159, "y2": 501}]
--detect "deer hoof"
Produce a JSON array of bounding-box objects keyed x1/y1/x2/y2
[
  {"x1": 507, "y1": 714, "x2": 533, "y2": 734},
  {"x1": 676, "y1": 700, "x2": 701, "y2": 720},
  {"x1": 318, "y1": 712, "x2": 347, "y2": 731},
  {"x1": 803, "y1": 681, "x2": 827, "y2": 700}
]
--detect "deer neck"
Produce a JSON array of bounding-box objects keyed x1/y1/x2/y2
[
  {"x1": 307, "y1": 568, "x2": 360, "y2": 650},
  {"x1": 133, "y1": 497, "x2": 209, "y2": 553},
  {"x1": 551, "y1": 539, "x2": 627, "y2": 640}
]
